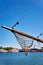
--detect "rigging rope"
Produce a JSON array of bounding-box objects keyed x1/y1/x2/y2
[{"x1": 16, "y1": 0, "x2": 40, "y2": 22}]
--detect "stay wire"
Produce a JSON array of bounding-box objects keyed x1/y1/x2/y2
[{"x1": 16, "y1": 0, "x2": 40, "y2": 22}]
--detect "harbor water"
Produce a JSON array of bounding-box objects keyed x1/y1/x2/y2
[{"x1": 0, "y1": 52, "x2": 43, "y2": 65}]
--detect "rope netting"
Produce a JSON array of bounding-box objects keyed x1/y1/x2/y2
[
  {"x1": 14, "y1": 33, "x2": 33, "y2": 51},
  {"x1": 13, "y1": 32, "x2": 43, "y2": 56},
  {"x1": 13, "y1": 33, "x2": 33, "y2": 56}
]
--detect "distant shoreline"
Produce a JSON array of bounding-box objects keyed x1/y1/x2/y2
[{"x1": 0, "y1": 46, "x2": 43, "y2": 52}]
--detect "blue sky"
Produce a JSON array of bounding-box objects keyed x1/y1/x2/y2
[{"x1": 0, "y1": 0, "x2": 43, "y2": 48}]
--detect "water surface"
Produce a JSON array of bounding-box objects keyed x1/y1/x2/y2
[{"x1": 0, "y1": 52, "x2": 43, "y2": 65}]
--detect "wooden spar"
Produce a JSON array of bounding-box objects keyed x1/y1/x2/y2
[{"x1": 1, "y1": 26, "x2": 43, "y2": 43}]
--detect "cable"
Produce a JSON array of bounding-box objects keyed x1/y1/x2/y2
[{"x1": 17, "y1": 0, "x2": 40, "y2": 22}]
